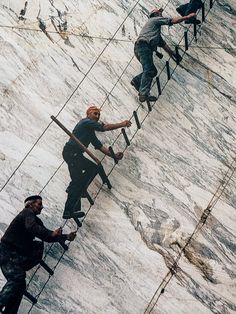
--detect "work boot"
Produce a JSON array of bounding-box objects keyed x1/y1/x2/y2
[
  {"x1": 63, "y1": 210, "x2": 85, "y2": 219},
  {"x1": 172, "y1": 54, "x2": 183, "y2": 63},
  {"x1": 139, "y1": 95, "x2": 157, "y2": 103},
  {"x1": 130, "y1": 79, "x2": 140, "y2": 92},
  {"x1": 185, "y1": 18, "x2": 201, "y2": 25}
]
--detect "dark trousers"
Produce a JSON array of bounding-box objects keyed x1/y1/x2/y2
[
  {"x1": 0, "y1": 262, "x2": 25, "y2": 314},
  {"x1": 176, "y1": 0, "x2": 203, "y2": 16},
  {"x1": 63, "y1": 148, "x2": 101, "y2": 214},
  {"x1": 132, "y1": 41, "x2": 157, "y2": 96},
  {"x1": 0, "y1": 242, "x2": 43, "y2": 313}
]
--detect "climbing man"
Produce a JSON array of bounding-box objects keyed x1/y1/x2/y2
[
  {"x1": 131, "y1": 8, "x2": 197, "y2": 103},
  {"x1": 0, "y1": 195, "x2": 76, "y2": 314},
  {"x1": 62, "y1": 105, "x2": 132, "y2": 219},
  {"x1": 176, "y1": 0, "x2": 203, "y2": 24}
]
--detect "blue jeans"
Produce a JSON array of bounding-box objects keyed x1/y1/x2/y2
[{"x1": 133, "y1": 41, "x2": 157, "y2": 96}]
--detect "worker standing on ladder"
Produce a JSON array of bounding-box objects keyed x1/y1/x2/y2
[
  {"x1": 0, "y1": 195, "x2": 76, "y2": 314},
  {"x1": 63, "y1": 105, "x2": 131, "y2": 219},
  {"x1": 131, "y1": 8, "x2": 196, "y2": 103}
]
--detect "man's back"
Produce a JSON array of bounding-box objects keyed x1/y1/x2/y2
[
  {"x1": 65, "y1": 117, "x2": 104, "y2": 152},
  {"x1": 1, "y1": 208, "x2": 49, "y2": 255},
  {"x1": 137, "y1": 16, "x2": 172, "y2": 50}
]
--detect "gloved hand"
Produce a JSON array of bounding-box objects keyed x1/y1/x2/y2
[
  {"x1": 52, "y1": 227, "x2": 62, "y2": 237},
  {"x1": 67, "y1": 231, "x2": 77, "y2": 241},
  {"x1": 115, "y1": 152, "x2": 124, "y2": 160}
]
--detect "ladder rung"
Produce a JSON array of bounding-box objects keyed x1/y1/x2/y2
[
  {"x1": 84, "y1": 191, "x2": 94, "y2": 205},
  {"x1": 184, "y1": 31, "x2": 188, "y2": 51},
  {"x1": 97, "y1": 164, "x2": 112, "y2": 189},
  {"x1": 58, "y1": 239, "x2": 69, "y2": 251},
  {"x1": 166, "y1": 61, "x2": 171, "y2": 80},
  {"x1": 202, "y1": 3, "x2": 205, "y2": 22},
  {"x1": 146, "y1": 100, "x2": 152, "y2": 112},
  {"x1": 175, "y1": 47, "x2": 180, "y2": 65},
  {"x1": 109, "y1": 146, "x2": 118, "y2": 164},
  {"x1": 193, "y1": 22, "x2": 197, "y2": 38},
  {"x1": 121, "y1": 128, "x2": 130, "y2": 146},
  {"x1": 156, "y1": 77, "x2": 161, "y2": 95},
  {"x1": 133, "y1": 111, "x2": 141, "y2": 129},
  {"x1": 40, "y1": 260, "x2": 54, "y2": 276},
  {"x1": 24, "y1": 291, "x2": 37, "y2": 304}
]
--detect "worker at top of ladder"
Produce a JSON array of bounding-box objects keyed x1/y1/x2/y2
[
  {"x1": 131, "y1": 8, "x2": 196, "y2": 103},
  {"x1": 62, "y1": 105, "x2": 131, "y2": 220},
  {"x1": 0, "y1": 195, "x2": 76, "y2": 314}
]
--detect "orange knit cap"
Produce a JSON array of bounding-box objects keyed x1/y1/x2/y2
[{"x1": 86, "y1": 105, "x2": 101, "y2": 115}]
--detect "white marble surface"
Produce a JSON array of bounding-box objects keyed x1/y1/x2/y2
[{"x1": 0, "y1": 0, "x2": 236, "y2": 313}]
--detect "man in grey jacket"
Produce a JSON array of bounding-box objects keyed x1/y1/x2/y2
[{"x1": 131, "y1": 8, "x2": 196, "y2": 103}]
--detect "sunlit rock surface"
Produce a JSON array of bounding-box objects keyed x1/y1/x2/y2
[{"x1": 0, "y1": 0, "x2": 236, "y2": 313}]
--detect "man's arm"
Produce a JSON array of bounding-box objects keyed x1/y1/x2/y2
[
  {"x1": 171, "y1": 12, "x2": 196, "y2": 24},
  {"x1": 24, "y1": 214, "x2": 76, "y2": 243},
  {"x1": 103, "y1": 120, "x2": 131, "y2": 131}
]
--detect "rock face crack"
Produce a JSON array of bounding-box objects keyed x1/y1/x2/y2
[{"x1": 124, "y1": 200, "x2": 236, "y2": 311}]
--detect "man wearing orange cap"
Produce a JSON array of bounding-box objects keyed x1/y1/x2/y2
[
  {"x1": 62, "y1": 105, "x2": 131, "y2": 219},
  {"x1": 131, "y1": 8, "x2": 196, "y2": 103}
]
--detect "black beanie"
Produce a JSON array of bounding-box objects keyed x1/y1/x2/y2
[{"x1": 24, "y1": 195, "x2": 42, "y2": 203}]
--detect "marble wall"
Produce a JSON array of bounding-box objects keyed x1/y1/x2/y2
[{"x1": 0, "y1": 0, "x2": 235, "y2": 313}]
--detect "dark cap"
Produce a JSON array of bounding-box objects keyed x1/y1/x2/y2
[{"x1": 24, "y1": 195, "x2": 42, "y2": 203}]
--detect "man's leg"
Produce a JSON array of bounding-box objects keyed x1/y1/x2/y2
[
  {"x1": 63, "y1": 158, "x2": 84, "y2": 217},
  {"x1": 137, "y1": 43, "x2": 158, "y2": 102},
  {"x1": 3, "y1": 293, "x2": 22, "y2": 314},
  {"x1": 62, "y1": 146, "x2": 87, "y2": 217},
  {"x1": 0, "y1": 260, "x2": 26, "y2": 313},
  {"x1": 78, "y1": 156, "x2": 99, "y2": 193},
  {"x1": 131, "y1": 43, "x2": 143, "y2": 92},
  {"x1": 63, "y1": 154, "x2": 98, "y2": 217},
  {"x1": 131, "y1": 73, "x2": 142, "y2": 92}
]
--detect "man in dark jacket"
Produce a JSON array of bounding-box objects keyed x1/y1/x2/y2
[
  {"x1": 63, "y1": 105, "x2": 132, "y2": 219},
  {"x1": 176, "y1": 0, "x2": 203, "y2": 24},
  {"x1": 0, "y1": 195, "x2": 76, "y2": 314},
  {"x1": 131, "y1": 8, "x2": 196, "y2": 103}
]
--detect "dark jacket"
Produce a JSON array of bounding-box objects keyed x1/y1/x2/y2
[
  {"x1": 64, "y1": 118, "x2": 105, "y2": 154},
  {"x1": 1, "y1": 208, "x2": 66, "y2": 255}
]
